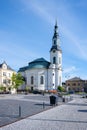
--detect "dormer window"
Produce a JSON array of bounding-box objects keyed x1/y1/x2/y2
[{"x1": 2, "y1": 64, "x2": 7, "y2": 69}]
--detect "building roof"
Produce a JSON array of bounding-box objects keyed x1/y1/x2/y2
[
  {"x1": 18, "y1": 66, "x2": 28, "y2": 72},
  {"x1": 0, "y1": 61, "x2": 15, "y2": 71},
  {"x1": 18, "y1": 58, "x2": 50, "y2": 72},
  {"x1": 66, "y1": 77, "x2": 83, "y2": 82}
]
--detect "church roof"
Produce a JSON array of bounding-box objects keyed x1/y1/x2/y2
[
  {"x1": 50, "y1": 45, "x2": 62, "y2": 52},
  {"x1": 18, "y1": 58, "x2": 50, "y2": 72},
  {"x1": 18, "y1": 66, "x2": 28, "y2": 72},
  {"x1": 28, "y1": 58, "x2": 50, "y2": 69}
]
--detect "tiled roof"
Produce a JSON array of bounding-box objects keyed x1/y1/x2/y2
[
  {"x1": 67, "y1": 77, "x2": 83, "y2": 81},
  {"x1": 0, "y1": 61, "x2": 15, "y2": 71},
  {"x1": 18, "y1": 66, "x2": 28, "y2": 72}
]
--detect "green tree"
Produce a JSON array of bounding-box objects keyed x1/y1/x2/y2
[
  {"x1": 0, "y1": 85, "x2": 4, "y2": 92},
  {"x1": 11, "y1": 73, "x2": 24, "y2": 89},
  {"x1": 58, "y1": 86, "x2": 65, "y2": 92}
]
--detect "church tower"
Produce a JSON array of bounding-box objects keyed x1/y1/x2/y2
[{"x1": 49, "y1": 21, "x2": 62, "y2": 89}]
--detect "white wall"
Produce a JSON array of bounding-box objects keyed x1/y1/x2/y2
[{"x1": 25, "y1": 68, "x2": 48, "y2": 91}]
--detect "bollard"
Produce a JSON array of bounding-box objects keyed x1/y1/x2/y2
[
  {"x1": 19, "y1": 105, "x2": 21, "y2": 117},
  {"x1": 62, "y1": 96, "x2": 65, "y2": 102}
]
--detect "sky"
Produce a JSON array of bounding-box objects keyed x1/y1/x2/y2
[{"x1": 0, "y1": 0, "x2": 87, "y2": 81}]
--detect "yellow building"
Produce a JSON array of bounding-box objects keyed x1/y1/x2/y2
[{"x1": 0, "y1": 61, "x2": 16, "y2": 92}]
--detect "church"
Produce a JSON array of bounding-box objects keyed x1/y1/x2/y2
[{"x1": 18, "y1": 22, "x2": 62, "y2": 91}]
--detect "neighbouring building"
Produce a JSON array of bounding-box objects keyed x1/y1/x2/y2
[
  {"x1": 0, "y1": 61, "x2": 16, "y2": 92},
  {"x1": 66, "y1": 77, "x2": 85, "y2": 92},
  {"x1": 83, "y1": 80, "x2": 87, "y2": 92},
  {"x1": 18, "y1": 22, "x2": 62, "y2": 91}
]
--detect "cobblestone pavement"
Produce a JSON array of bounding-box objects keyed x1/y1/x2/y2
[
  {"x1": 0, "y1": 95, "x2": 87, "y2": 130},
  {"x1": 0, "y1": 94, "x2": 64, "y2": 127}
]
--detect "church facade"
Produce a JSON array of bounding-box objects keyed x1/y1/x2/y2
[{"x1": 18, "y1": 22, "x2": 62, "y2": 91}]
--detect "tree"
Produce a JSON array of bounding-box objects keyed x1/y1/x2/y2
[
  {"x1": 0, "y1": 85, "x2": 4, "y2": 92},
  {"x1": 11, "y1": 73, "x2": 24, "y2": 89},
  {"x1": 58, "y1": 86, "x2": 65, "y2": 92}
]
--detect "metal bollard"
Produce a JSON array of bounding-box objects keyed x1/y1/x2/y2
[{"x1": 19, "y1": 105, "x2": 21, "y2": 117}]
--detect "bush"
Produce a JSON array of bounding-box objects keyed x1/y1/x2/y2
[{"x1": 58, "y1": 86, "x2": 65, "y2": 92}]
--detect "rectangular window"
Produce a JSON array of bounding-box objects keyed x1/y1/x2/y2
[
  {"x1": 3, "y1": 72, "x2": 6, "y2": 76},
  {"x1": 8, "y1": 80, "x2": 11, "y2": 84},
  {"x1": 3, "y1": 79, "x2": 7, "y2": 84},
  {"x1": 78, "y1": 83, "x2": 80, "y2": 86},
  {"x1": 72, "y1": 83, "x2": 76, "y2": 86}
]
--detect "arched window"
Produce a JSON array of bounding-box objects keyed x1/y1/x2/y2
[
  {"x1": 31, "y1": 76, "x2": 34, "y2": 84},
  {"x1": 53, "y1": 57, "x2": 56, "y2": 64},
  {"x1": 40, "y1": 76, "x2": 44, "y2": 84}
]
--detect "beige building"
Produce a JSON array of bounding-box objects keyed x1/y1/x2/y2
[
  {"x1": 66, "y1": 77, "x2": 85, "y2": 92},
  {"x1": 0, "y1": 61, "x2": 16, "y2": 92}
]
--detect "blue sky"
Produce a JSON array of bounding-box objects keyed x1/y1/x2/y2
[{"x1": 0, "y1": 0, "x2": 87, "y2": 81}]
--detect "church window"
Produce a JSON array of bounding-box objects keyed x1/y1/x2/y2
[
  {"x1": 40, "y1": 76, "x2": 44, "y2": 84},
  {"x1": 31, "y1": 76, "x2": 34, "y2": 84},
  {"x1": 53, "y1": 57, "x2": 56, "y2": 64}
]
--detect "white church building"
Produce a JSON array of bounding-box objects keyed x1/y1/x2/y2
[{"x1": 18, "y1": 22, "x2": 62, "y2": 91}]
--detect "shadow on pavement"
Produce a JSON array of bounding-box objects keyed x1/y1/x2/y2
[
  {"x1": 67, "y1": 103, "x2": 87, "y2": 106},
  {"x1": 29, "y1": 118, "x2": 87, "y2": 124},
  {"x1": 78, "y1": 110, "x2": 87, "y2": 112}
]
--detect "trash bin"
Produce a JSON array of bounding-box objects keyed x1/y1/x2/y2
[
  {"x1": 50, "y1": 95, "x2": 58, "y2": 106},
  {"x1": 62, "y1": 96, "x2": 65, "y2": 102}
]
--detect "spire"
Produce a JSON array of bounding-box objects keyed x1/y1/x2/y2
[
  {"x1": 55, "y1": 20, "x2": 58, "y2": 32},
  {"x1": 50, "y1": 21, "x2": 61, "y2": 52},
  {"x1": 53, "y1": 20, "x2": 59, "y2": 39}
]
